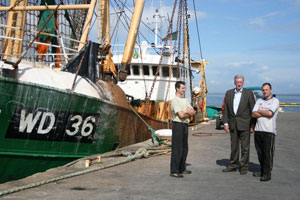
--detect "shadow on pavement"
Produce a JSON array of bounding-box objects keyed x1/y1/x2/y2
[{"x1": 216, "y1": 159, "x2": 260, "y2": 172}]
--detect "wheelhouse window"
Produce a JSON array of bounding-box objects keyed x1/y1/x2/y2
[
  {"x1": 162, "y1": 66, "x2": 170, "y2": 77},
  {"x1": 172, "y1": 67, "x2": 178, "y2": 78},
  {"x1": 152, "y1": 66, "x2": 160, "y2": 76},
  {"x1": 132, "y1": 65, "x2": 140, "y2": 75},
  {"x1": 123, "y1": 65, "x2": 131, "y2": 75},
  {"x1": 143, "y1": 65, "x2": 150, "y2": 75}
]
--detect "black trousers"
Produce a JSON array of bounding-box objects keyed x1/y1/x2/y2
[
  {"x1": 170, "y1": 122, "x2": 188, "y2": 173},
  {"x1": 254, "y1": 131, "x2": 275, "y2": 177},
  {"x1": 229, "y1": 128, "x2": 250, "y2": 169}
]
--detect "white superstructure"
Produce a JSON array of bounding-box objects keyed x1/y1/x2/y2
[
  {"x1": 112, "y1": 8, "x2": 192, "y2": 102},
  {"x1": 113, "y1": 41, "x2": 191, "y2": 102}
]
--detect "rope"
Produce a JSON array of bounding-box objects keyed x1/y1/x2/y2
[
  {"x1": 192, "y1": 0, "x2": 203, "y2": 60},
  {"x1": 0, "y1": 147, "x2": 170, "y2": 197},
  {"x1": 129, "y1": 106, "x2": 171, "y2": 146}
]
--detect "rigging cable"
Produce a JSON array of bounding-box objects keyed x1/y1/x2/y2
[
  {"x1": 147, "y1": 0, "x2": 178, "y2": 100},
  {"x1": 184, "y1": 0, "x2": 193, "y2": 102},
  {"x1": 176, "y1": 0, "x2": 183, "y2": 80},
  {"x1": 114, "y1": 0, "x2": 166, "y2": 55},
  {"x1": 192, "y1": 0, "x2": 203, "y2": 60}
]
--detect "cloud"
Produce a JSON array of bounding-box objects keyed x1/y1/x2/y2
[
  {"x1": 264, "y1": 11, "x2": 283, "y2": 17},
  {"x1": 199, "y1": 51, "x2": 300, "y2": 94},
  {"x1": 247, "y1": 9, "x2": 300, "y2": 32},
  {"x1": 189, "y1": 10, "x2": 208, "y2": 21},
  {"x1": 248, "y1": 11, "x2": 283, "y2": 29},
  {"x1": 261, "y1": 65, "x2": 269, "y2": 70},
  {"x1": 224, "y1": 61, "x2": 255, "y2": 68},
  {"x1": 206, "y1": 63, "x2": 300, "y2": 93},
  {"x1": 248, "y1": 18, "x2": 265, "y2": 27}
]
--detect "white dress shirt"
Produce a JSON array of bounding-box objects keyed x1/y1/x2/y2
[{"x1": 233, "y1": 88, "x2": 243, "y2": 115}]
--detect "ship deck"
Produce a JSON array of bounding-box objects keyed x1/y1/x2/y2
[{"x1": 1, "y1": 112, "x2": 299, "y2": 200}]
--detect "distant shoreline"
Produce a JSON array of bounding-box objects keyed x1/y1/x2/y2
[{"x1": 208, "y1": 92, "x2": 300, "y2": 96}]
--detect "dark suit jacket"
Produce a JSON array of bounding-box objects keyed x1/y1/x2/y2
[{"x1": 223, "y1": 88, "x2": 255, "y2": 131}]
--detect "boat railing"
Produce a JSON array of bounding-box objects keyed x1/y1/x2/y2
[
  {"x1": 111, "y1": 43, "x2": 172, "y2": 57},
  {"x1": 0, "y1": 22, "x2": 81, "y2": 67}
]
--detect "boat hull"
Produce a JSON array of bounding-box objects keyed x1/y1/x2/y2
[{"x1": 0, "y1": 77, "x2": 167, "y2": 183}]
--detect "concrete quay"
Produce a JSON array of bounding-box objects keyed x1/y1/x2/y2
[{"x1": 1, "y1": 112, "x2": 299, "y2": 200}]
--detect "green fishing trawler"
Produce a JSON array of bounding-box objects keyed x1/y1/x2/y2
[
  {"x1": 0, "y1": 0, "x2": 172, "y2": 183},
  {"x1": 0, "y1": 0, "x2": 209, "y2": 183}
]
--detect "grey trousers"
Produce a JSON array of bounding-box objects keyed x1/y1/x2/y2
[{"x1": 229, "y1": 129, "x2": 250, "y2": 169}]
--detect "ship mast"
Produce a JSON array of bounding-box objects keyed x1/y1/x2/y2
[
  {"x1": 154, "y1": 8, "x2": 160, "y2": 46},
  {"x1": 78, "y1": 0, "x2": 97, "y2": 51},
  {"x1": 119, "y1": 0, "x2": 145, "y2": 82},
  {"x1": 99, "y1": 0, "x2": 118, "y2": 82}
]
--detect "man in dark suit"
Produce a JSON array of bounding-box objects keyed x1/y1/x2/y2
[{"x1": 222, "y1": 75, "x2": 255, "y2": 175}]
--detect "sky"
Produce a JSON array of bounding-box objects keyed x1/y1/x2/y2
[
  {"x1": 185, "y1": 0, "x2": 300, "y2": 94},
  {"x1": 90, "y1": 0, "x2": 300, "y2": 94}
]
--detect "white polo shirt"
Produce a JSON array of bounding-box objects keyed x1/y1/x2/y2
[{"x1": 252, "y1": 97, "x2": 280, "y2": 135}]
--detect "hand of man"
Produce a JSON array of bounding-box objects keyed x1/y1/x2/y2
[
  {"x1": 224, "y1": 125, "x2": 230, "y2": 133},
  {"x1": 187, "y1": 106, "x2": 196, "y2": 116},
  {"x1": 250, "y1": 127, "x2": 254, "y2": 133}
]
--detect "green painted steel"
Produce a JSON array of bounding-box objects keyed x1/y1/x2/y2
[
  {"x1": 0, "y1": 76, "x2": 166, "y2": 183},
  {"x1": 0, "y1": 154, "x2": 74, "y2": 184}
]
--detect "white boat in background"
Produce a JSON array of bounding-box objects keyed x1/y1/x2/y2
[
  {"x1": 110, "y1": 6, "x2": 208, "y2": 122},
  {"x1": 112, "y1": 8, "x2": 191, "y2": 103}
]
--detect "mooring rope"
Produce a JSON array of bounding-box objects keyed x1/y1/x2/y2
[{"x1": 129, "y1": 106, "x2": 171, "y2": 146}]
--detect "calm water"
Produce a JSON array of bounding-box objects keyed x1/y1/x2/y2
[{"x1": 207, "y1": 93, "x2": 300, "y2": 112}]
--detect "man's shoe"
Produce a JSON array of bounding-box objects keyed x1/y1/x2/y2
[
  {"x1": 181, "y1": 170, "x2": 192, "y2": 174},
  {"x1": 170, "y1": 173, "x2": 183, "y2": 178},
  {"x1": 222, "y1": 167, "x2": 237, "y2": 172},
  {"x1": 253, "y1": 171, "x2": 261, "y2": 177},
  {"x1": 240, "y1": 168, "x2": 248, "y2": 175},
  {"x1": 260, "y1": 176, "x2": 271, "y2": 182}
]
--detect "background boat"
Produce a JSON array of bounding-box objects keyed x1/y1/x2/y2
[{"x1": 109, "y1": 2, "x2": 209, "y2": 123}]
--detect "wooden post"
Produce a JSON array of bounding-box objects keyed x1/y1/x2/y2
[
  {"x1": 0, "y1": 4, "x2": 91, "y2": 11},
  {"x1": 121, "y1": 0, "x2": 145, "y2": 65},
  {"x1": 119, "y1": 0, "x2": 145, "y2": 81},
  {"x1": 98, "y1": 0, "x2": 118, "y2": 80},
  {"x1": 2, "y1": 0, "x2": 17, "y2": 60},
  {"x1": 191, "y1": 60, "x2": 209, "y2": 120},
  {"x1": 199, "y1": 61, "x2": 208, "y2": 118},
  {"x1": 13, "y1": 0, "x2": 28, "y2": 57},
  {"x1": 78, "y1": 0, "x2": 97, "y2": 51},
  {"x1": 100, "y1": 0, "x2": 111, "y2": 72}
]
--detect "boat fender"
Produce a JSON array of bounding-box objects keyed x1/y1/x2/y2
[
  {"x1": 199, "y1": 100, "x2": 204, "y2": 110},
  {"x1": 155, "y1": 129, "x2": 172, "y2": 137}
]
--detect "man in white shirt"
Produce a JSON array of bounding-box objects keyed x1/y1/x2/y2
[
  {"x1": 252, "y1": 83, "x2": 279, "y2": 182},
  {"x1": 170, "y1": 81, "x2": 196, "y2": 178}
]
